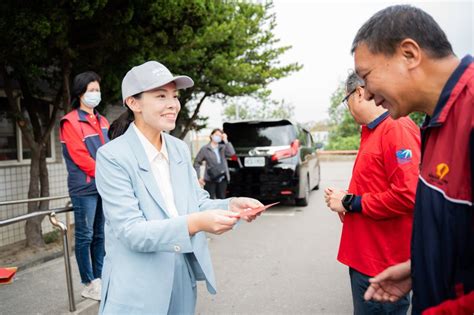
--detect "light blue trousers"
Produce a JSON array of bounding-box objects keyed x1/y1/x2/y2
[{"x1": 167, "y1": 254, "x2": 197, "y2": 315}]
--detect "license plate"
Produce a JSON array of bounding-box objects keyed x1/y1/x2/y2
[{"x1": 244, "y1": 157, "x2": 265, "y2": 167}]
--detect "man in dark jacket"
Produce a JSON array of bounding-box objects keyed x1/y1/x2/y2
[{"x1": 353, "y1": 5, "x2": 474, "y2": 314}]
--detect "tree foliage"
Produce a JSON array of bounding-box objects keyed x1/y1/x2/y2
[
  {"x1": 0, "y1": 0, "x2": 300, "y2": 246},
  {"x1": 409, "y1": 111, "x2": 426, "y2": 126},
  {"x1": 223, "y1": 98, "x2": 294, "y2": 121},
  {"x1": 326, "y1": 81, "x2": 360, "y2": 150}
]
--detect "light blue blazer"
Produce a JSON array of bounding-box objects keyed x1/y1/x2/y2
[{"x1": 95, "y1": 126, "x2": 230, "y2": 314}]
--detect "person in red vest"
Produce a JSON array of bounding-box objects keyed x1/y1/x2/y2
[
  {"x1": 60, "y1": 71, "x2": 110, "y2": 301},
  {"x1": 324, "y1": 71, "x2": 421, "y2": 314}
]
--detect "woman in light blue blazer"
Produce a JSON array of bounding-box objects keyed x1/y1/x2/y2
[{"x1": 95, "y1": 61, "x2": 262, "y2": 314}]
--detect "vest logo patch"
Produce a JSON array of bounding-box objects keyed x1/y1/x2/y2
[
  {"x1": 428, "y1": 162, "x2": 449, "y2": 186},
  {"x1": 436, "y1": 163, "x2": 449, "y2": 180},
  {"x1": 396, "y1": 149, "x2": 412, "y2": 164}
]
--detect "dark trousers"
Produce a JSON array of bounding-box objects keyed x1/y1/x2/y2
[
  {"x1": 349, "y1": 267, "x2": 410, "y2": 315},
  {"x1": 204, "y1": 179, "x2": 227, "y2": 199}
]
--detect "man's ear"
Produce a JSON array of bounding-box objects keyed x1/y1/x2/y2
[
  {"x1": 398, "y1": 38, "x2": 422, "y2": 70},
  {"x1": 356, "y1": 86, "x2": 365, "y2": 103},
  {"x1": 125, "y1": 97, "x2": 141, "y2": 113}
]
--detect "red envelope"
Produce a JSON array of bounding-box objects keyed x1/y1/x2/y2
[
  {"x1": 234, "y1": 202, "x2": 280, "y2": 218},
  {"x1": 0, "y1": 267, "x2": 17, "y2": 285}
]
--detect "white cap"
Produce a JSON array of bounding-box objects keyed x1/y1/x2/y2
[{"x1": 121, "y1": 61, "x2": 194, "y2": 104}]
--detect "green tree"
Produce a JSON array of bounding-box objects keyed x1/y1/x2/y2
[
  {"x1": 0, "y1": 0, "x2": 299, "y2": 247},
  {"x1": 326, "y1": 82, "x2": 360, "y2": 150},
  {"x1": 0, "y1": 0, "x2": 112, "y2": 247},
  {"x1": 409, "y1": 112, "x2": 426, "y2": 126},
  {"x1": 223, "y1": 98, "x2": 294, "y2": 121},
  {"x1": 155, "y1": 1, "x2": 302, "y2": 138}
]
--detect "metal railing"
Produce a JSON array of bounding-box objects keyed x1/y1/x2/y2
[
  {"x1": 0, "y1": 195, "x2": 70, "y2": 207},
  {"x1": 0, "y1": 196, "x2": 76, "y2": 312}
]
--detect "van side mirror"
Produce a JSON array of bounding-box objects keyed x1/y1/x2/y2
[{"x1": 315, "y1": 142, "x2": 324, "y2": 150}]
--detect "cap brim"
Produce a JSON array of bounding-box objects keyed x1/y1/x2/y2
[{"x1": 172, "y1": 75, "x2": 194, "y2": 89}]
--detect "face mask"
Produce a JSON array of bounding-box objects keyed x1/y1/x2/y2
[
  {"x1": 82, "y1": 91, "x2": 101, "y2": 108},
  {"x1": 212, "y1": 135, "x2": 222, "y2": 143}
]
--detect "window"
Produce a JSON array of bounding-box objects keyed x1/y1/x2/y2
[
  {"x1": 297, "y1": 128, "x2": 308, "y2": 147},
  {"x1": 0, "y1": 98, "x2": 18, "y2": 161},
  {"x1": 20, "y1": 104, "x2": 54, "y2": 160},
  {"x1": 224, "y1": 121, "x2": 297, "y2": 147},
  {"x1": 305, "y1": 131, "x2": 313, "y2": 147},
  {"x1": 0, "y1": 95, "x2": 55, "y2": 165}
]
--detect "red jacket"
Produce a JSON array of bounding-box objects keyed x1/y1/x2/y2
[
  {"x1": 337, "y1": 113, "x2": 421, "y2": 276},
  {"x1": 60, "y1": 109, "x2": 109, "y2": 196}
]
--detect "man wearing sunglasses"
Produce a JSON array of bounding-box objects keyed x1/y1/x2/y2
[{"x1": 324, "y1": 72, "x2": 421, "y2": 314}]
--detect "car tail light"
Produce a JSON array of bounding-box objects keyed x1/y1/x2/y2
[
  {"x1": 271, "y1": 140, "x2": 300, "y2": 162},
  {"x1": 230, "y1": 154, "x2": 239, "y2": 161},
  {"x1": 280, "y1": 190, "x2": 293, "y2": 195}
]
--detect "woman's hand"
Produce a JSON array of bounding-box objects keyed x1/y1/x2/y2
[
  {"x1": 187, "y1": 210, "x2": 239, "y2": 235},
  {"x1": 198, "y1": 178, "x2": 205, "y2": 187},
  {"x1": 229, "y1": 197, "x2": 264, "y2": 222}
]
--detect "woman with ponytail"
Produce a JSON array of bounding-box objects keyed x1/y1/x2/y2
[
  {"x1": 107, "y1": 107, "x2": 134, "y2": 140},
  {"x1": 59, "y1": 71, "x2": 109, "y2": 301},
  {"x1": 95, "y1": 61, "x2": 263, "y2": 314}
]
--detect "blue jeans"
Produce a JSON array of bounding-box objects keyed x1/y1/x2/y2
[
  {"x1": 350, "y1": 267, "x2": 410, "y2": 315},
  {"x1": 71, "y1": 194, "x2": 105, "y2": 284}
]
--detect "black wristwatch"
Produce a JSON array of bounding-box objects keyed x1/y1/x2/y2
[{"x1": 342, "y1": 194, "x2": 355, "y2": 212}]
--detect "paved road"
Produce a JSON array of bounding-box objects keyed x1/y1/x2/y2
[
  {"x1": 0, "y1": 252, "x2": 85, "y2": 314},
  {"x1": 0, "y1": 161, "x2": 355, "y2": 315},
  {"x1": 195, "y1": 161, "x2": 354, "y2": 315}
]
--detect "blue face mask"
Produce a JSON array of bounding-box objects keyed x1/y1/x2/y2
[
  {"x1": 212, "y1": 135, "x2": 222, "y2": 143},
  {"x1": 82, "y1": 91, "x2": 101, "y2": 108}
]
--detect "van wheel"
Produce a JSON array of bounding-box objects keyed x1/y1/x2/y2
[{"x1": 296, "y1": 177, "x2": 310, "y2": 207}]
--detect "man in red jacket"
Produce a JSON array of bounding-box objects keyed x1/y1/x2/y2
[
  {"x1": 352, "y1": 5, "x2": 474, "y2": 315},
  {"x1": 325, "y1": 71, "x2": 421, "y2": 314}
]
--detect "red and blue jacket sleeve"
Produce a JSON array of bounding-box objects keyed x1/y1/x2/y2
[
  {"x1": 60, "y1": 120, "x2": 96, "y2": 178},
  {"x1": 422, "y1": 291, "x2": 474, "y2": 315},
  {"x1": 356, "y1": 124, "x2": 421, "y2": 220}
]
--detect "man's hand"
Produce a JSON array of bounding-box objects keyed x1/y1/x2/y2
[
  {"x1": 324, "y1": 187, "x2": 346, "y2": 213},
  {"x1": 222, "y1": 133, "x2": 228, "y2": 143},
  {"x1": 229, "y1": 197, "x2": 264, "y2": 222},
  {"x1": 364, "y1": 260, "x2": 412, "y2": 303}
]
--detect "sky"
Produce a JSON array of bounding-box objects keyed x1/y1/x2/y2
[{"x1": 199, "y1": 0, "x2": 473, "y2": 129}]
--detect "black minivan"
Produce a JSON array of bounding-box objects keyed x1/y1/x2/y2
[{"x1": 224, "y1": 119, "x2": 321, "y2": 206}]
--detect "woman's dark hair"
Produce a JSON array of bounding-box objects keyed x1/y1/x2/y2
[
  {"x1": 71, "y1": 71, "x2": 101, "y2": 109},
  {"x1": 209, "y1": 128, "x2": 223, "y2": 141},
  {"x1": 108, "y1": 93, "x2": 141, "y2": 140}
]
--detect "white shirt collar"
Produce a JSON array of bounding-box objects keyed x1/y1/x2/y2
[{"x1": 132, "y1": 122, "x2": 169, "y2": 163}]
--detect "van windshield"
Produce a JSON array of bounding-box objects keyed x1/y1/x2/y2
[{"x1": 224, "y1": 121, "x2": 296, "y2": 147}]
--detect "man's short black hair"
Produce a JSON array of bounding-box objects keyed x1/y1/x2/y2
[
  {"x1": 71, "y1": 71, "x2": 101, "y2": 109},
  {"x1": 352, "y1": 5, "x2": 454, "y2": 59}
]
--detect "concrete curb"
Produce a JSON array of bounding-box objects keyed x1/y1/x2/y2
[
  {"x1": 16, "y1": 250, "x2": 66, "y2": 271},
  {"x1": 71, "y1": 299, "x2": 99, "y2": 315}
]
